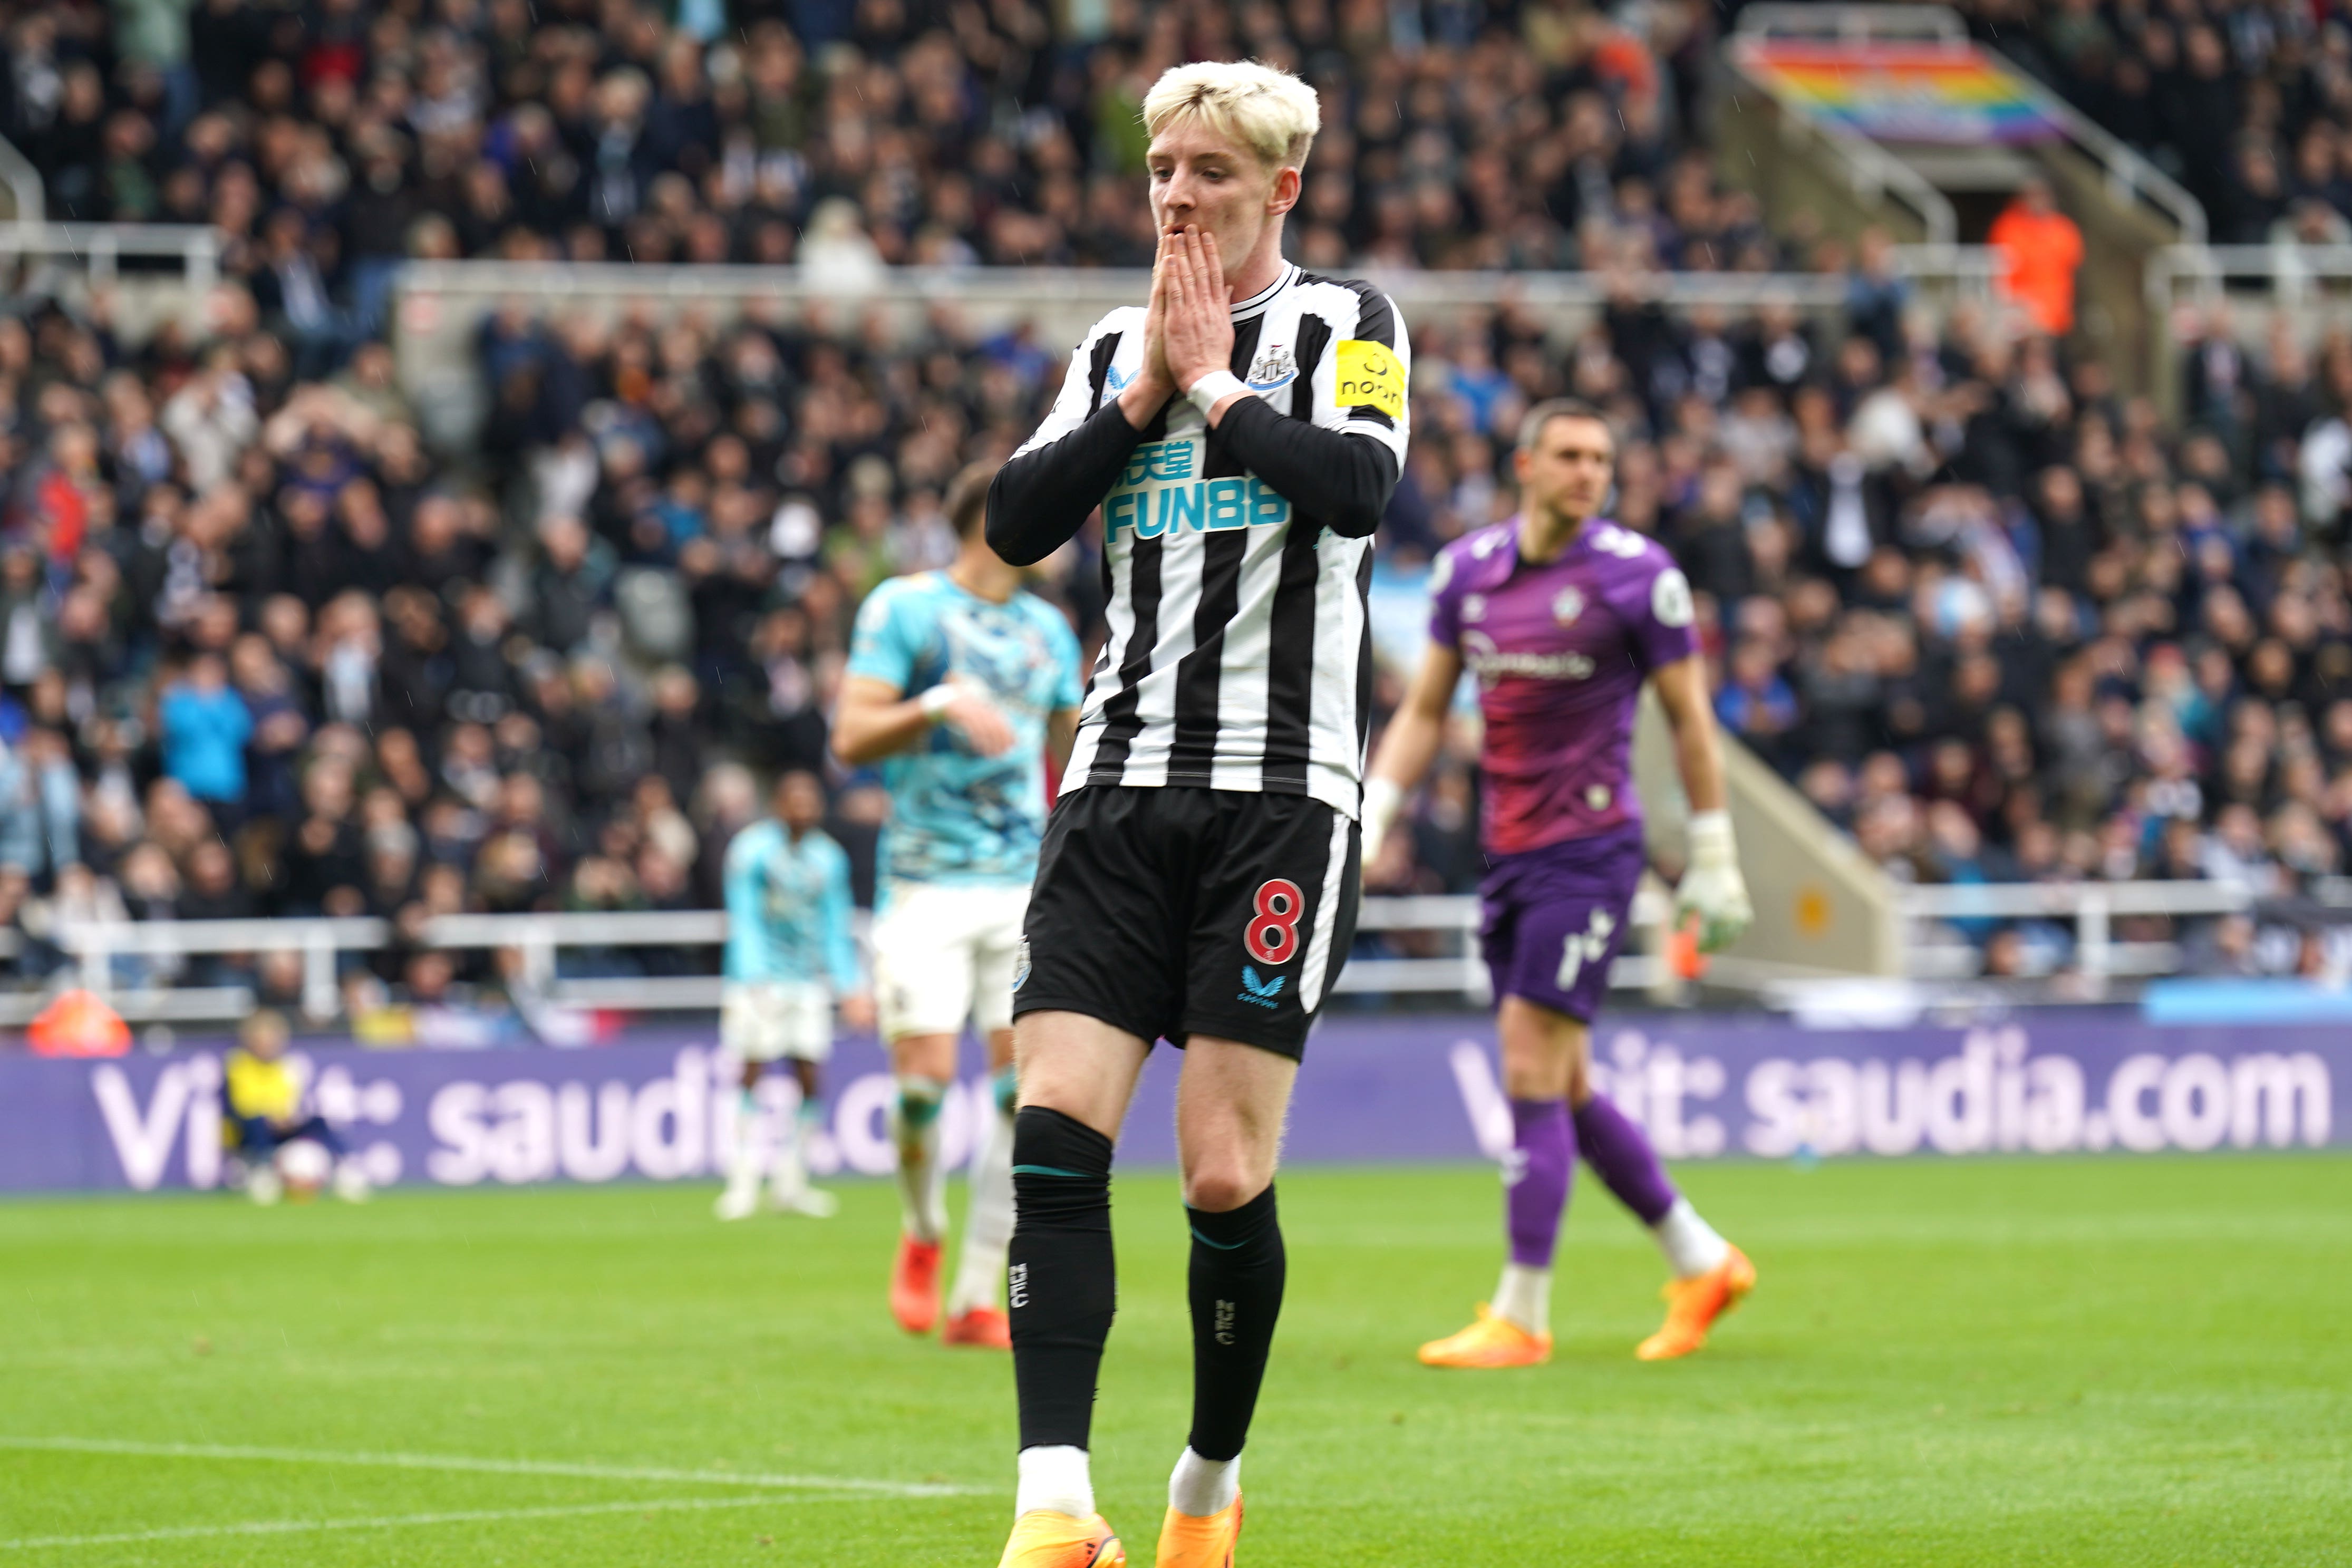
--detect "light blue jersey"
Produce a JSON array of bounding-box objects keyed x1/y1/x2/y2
[
  {"x1": 721, "y1": 820, "x2": 860, "y2": 989},
  {"x1": 846, "y1": 570, "x2": 1084, "y2": 894}
]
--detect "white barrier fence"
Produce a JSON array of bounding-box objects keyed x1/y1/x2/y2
[
  {"x1": 388, "y1": 249, "x2": 2005, "y2": 450},
  {"x1": 0, "y1": 880, "x2": 2293, "y2": 1027},
  {"x1": 0, "y1": 221, "x2": 221, "y2": 293},
  {"x1": 2152, "y1": 243, "x2": 2352, "y2": 311},
  {"x1": 1896, "y1": 879, "x2": 2262, "y2": 981}
]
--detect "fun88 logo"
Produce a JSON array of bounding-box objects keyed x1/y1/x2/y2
[{"x1": 1105, "y1": 440, "x2": 1292, "y2": 540}]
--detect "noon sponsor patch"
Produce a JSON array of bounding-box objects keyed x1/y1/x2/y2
[{"x1": 1335, "y1": 338, "x2": 1406, "y2": 419}]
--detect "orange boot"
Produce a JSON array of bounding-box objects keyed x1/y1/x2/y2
[
  {"x1": 890, "y1": 1235, "x2": 942, "y2": 1334},
  {"x1": 942, "y1": 1305, "x2": 1012, "y2": 1349},
  {"x1": 1417, "y1": 1305, "x2": 1552, "y2": 1368},
  {"x1": 1635, "y1": 1244, "x2": 1757, "y2": 1360},
  {"x1": 996, "y1": 1511, "x2": 1125, "y2": 1567},
  {"x1": 1154, "y1": 1492, "x2": 1242, "y2": 1567}
]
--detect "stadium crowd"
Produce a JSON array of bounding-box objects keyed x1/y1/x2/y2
[
  {"x1": 6, "y1": 0, "x2": 1759, "y2": 287},
  {"x1": 1968, "y1": 0, "x2": 2352, "y2": 249},
  {"x1": 6, "y1": 0, "x2": 2352, "y2": 1018},
  {"x1": 8, "y1": 248, "x2": 2352, "y2": 1003},
  {"x1": 1379, "y1": 278, "x2": 2352, "y2": 981}
]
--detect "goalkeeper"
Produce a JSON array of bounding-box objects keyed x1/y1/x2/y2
[{"x1": 1364, "y1": 399, "x2": 1757, "y2": 1368}]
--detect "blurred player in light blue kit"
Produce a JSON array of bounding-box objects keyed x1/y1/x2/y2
[
  {"x1": 834, "y1": 462, "x2": 1083, "y2": 1347},
  {"x1": 717, "y1": 769, "x2": 873, "y2": 1220}
]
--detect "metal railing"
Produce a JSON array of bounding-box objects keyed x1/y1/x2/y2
[
  {"x1": 1722, "y1": 12, "x2": 1960, "y2": 248},
  {"x1": 395, "y1": 249, "x2": 2000, "y2": 316},
  {"x1": 388, "y1": 249, "x2": 2004, "y2": 452},
  {"x1": 1896, "y1": 879, "x2": 2257, "y2": 982},
  {"x1": 4, "y1": 878, "x2": 2286, "y2": 1030},
  {"x1": 1728, "y1": 4, "x2": 2206, "y2": 245},
  {"x1": 7, "y1": 897, "x2": 1664, "y2": 1027},
  {"x1": 0, "y1": 222, "x2": 220, "y2": 291},
  {"x1": 40, "y1": 911, "x2": 729, "y2": 1023},
  {"x1": 2150, "y1": 243, "x2": 2352, "y2": 314}
]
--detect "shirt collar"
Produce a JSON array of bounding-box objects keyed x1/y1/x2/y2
[
  {"x1": 1500, "y1": 515, "x2": 1602, "y2": 579},
  {"x1": 1230, "y1": 263, "x2": 1296, "y2": 323}
]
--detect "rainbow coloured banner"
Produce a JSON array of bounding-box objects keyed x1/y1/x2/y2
[{"x1": 1737, "y1": 40, "x2": 2066, "y2": 146}]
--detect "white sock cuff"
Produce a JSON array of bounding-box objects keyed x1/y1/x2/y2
[
  {"x1": 1493, "y1": 1261, "x2": 1552, "y2": 1335},
  {"x1": 1168, "y1": 1447, "x2": 1240, "y2": 1517},
  {"x1": 1656, "y1": 1197, "x2": 1731, "y2": 1278},
  {"x1": 1015, "y1": 1445, "x2": 1093, "y2": 1521},
  {"x1": 946, "y1": 1238, "x2": 1009, "y2": 1318}
]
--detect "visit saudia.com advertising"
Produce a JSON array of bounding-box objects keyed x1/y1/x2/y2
[{"x1": 5, "y1": 1015, "x2": 2338, "y2": 1193}]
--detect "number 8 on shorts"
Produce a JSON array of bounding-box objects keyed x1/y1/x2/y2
[{"x1": 1245, "y1": 878, "x2": 1305, "y2": 965}]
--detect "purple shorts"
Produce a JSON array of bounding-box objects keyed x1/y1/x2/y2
[{"x1": 1478, "y1": 823, "x2": 1647, "y2": 1022}]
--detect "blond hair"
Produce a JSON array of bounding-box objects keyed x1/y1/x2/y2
[{"x1": 1141, "y1": 60, "x2": 1320, "y2": 172}]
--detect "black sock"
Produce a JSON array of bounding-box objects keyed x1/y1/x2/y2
[
  {"x1": 1008, "y1": 1106, "x2": 1117, "y2": 1452},
  {"x1": 1185, "y1": 1183, "x2": 1285, "y2": 1463}
]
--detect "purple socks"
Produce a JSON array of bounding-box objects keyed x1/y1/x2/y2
[
  {"x1": 1573, "y1": 1093, "x2": 1679, "y2": 1226},
  {"x1": 1504, "y1": 1093, "x2": 1681, "y2": 1270},
  {"x1": 1506, "y1": 1099, "x2": 1575, "y2": 1268}
]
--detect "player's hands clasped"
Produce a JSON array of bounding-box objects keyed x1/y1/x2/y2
[
  {"x1": 1673, "y1": 810, "x2": 1753, "y2": 954},
  {"x1": 1121, "y1": 236, "x2": 1180, "y2": 426},
  {"x1": 1160, "y1": 225, "x2": 1234, "y2": 395}
]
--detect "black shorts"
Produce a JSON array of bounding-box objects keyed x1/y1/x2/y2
[{"x1": 1014, "y1": 786, "x2": 1361, "y2": 1060}]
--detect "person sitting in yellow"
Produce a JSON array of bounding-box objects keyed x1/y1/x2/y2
[{"x1": 226, "y1": 1011, "x2": 368, "y2": 1204}]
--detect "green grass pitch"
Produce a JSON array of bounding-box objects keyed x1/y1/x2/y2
[{"x1": 3, "y1": 1155, "x2": 2347, "y2": 1565}]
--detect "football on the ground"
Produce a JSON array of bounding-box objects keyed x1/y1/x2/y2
[{"x1": 275, "y1": 1139, "x2": 333, "y2": 1200}]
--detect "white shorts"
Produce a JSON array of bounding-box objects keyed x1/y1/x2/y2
[
  {"x1": 871, "y1": 882, "x2": 1029, "y2": 1041},
  {"x1": 721, "y1": 981, "x2": 834, "y2": 1063}
]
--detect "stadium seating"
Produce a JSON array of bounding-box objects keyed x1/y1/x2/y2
[
  {"x1": 2, "y1": 0, "x2": 2350, "y2": 1018},
  {"x1": 4, "y1": 0, "x2": 1760, "y2": 274},
  {"x1": 1957, "y1": 0, "x2": 2352, "y2": 246}
]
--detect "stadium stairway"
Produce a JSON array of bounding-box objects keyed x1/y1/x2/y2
[
  {"x1": 1715, "y1": 3, "x2": 2205, "y2": 414},
  {"x1": 1633, "y1": 689, "x2": 1901, "y2": 983}
]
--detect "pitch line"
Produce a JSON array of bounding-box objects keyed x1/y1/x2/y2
[
  {"x1": 0, "y1": 1493, "x2": 829, "y2": 1552},
  {"x1": 0, "y1": 1435, "x2": 984, "y2": 1498}
]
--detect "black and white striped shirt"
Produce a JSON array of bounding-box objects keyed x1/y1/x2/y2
[{"x1": 988, "y1": 263, "x2": 1411, "y2": 818}]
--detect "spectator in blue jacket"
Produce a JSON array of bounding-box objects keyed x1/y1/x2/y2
[
  {"x1": 159, "y1": 654, "x2": 254, "y2": 820},
  {"x1": 1716, "y1": 636, "x2": 1803, "y2": 775}
]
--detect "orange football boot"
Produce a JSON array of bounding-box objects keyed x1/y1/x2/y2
[
  {"x1": 996, "y1": 1510, "x2": 1126, "y2": 1568},
  {"x1": 1635, "y1": 1244, "x2": 1757, "y2": 1361},
  {"x1": 1154, "y1": 1492, "x2": 1242, "y2": 1567},
  {"x1": 890, "y1": 1236, "x2": 942, "y2": 1334},
  {"x1": 1416, "y1": 1304, "x2": 1553, "y2": 1368},
  {"x1": 941, "y1": 1305, "x2": 1012, "y2": 1349}
]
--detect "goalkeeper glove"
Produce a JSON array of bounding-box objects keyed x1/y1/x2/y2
[{"x1": 1673, "y1": 810, "x2": 1753, "y2": 954}]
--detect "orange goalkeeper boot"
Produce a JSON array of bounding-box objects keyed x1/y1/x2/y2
[
  {"x1": 1416, "y1": 1304, "x2": 1553, "y2": 1368},
  {"x1": 1635, "y1": 1244, "x2": 1757, "y2": 1361}
]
